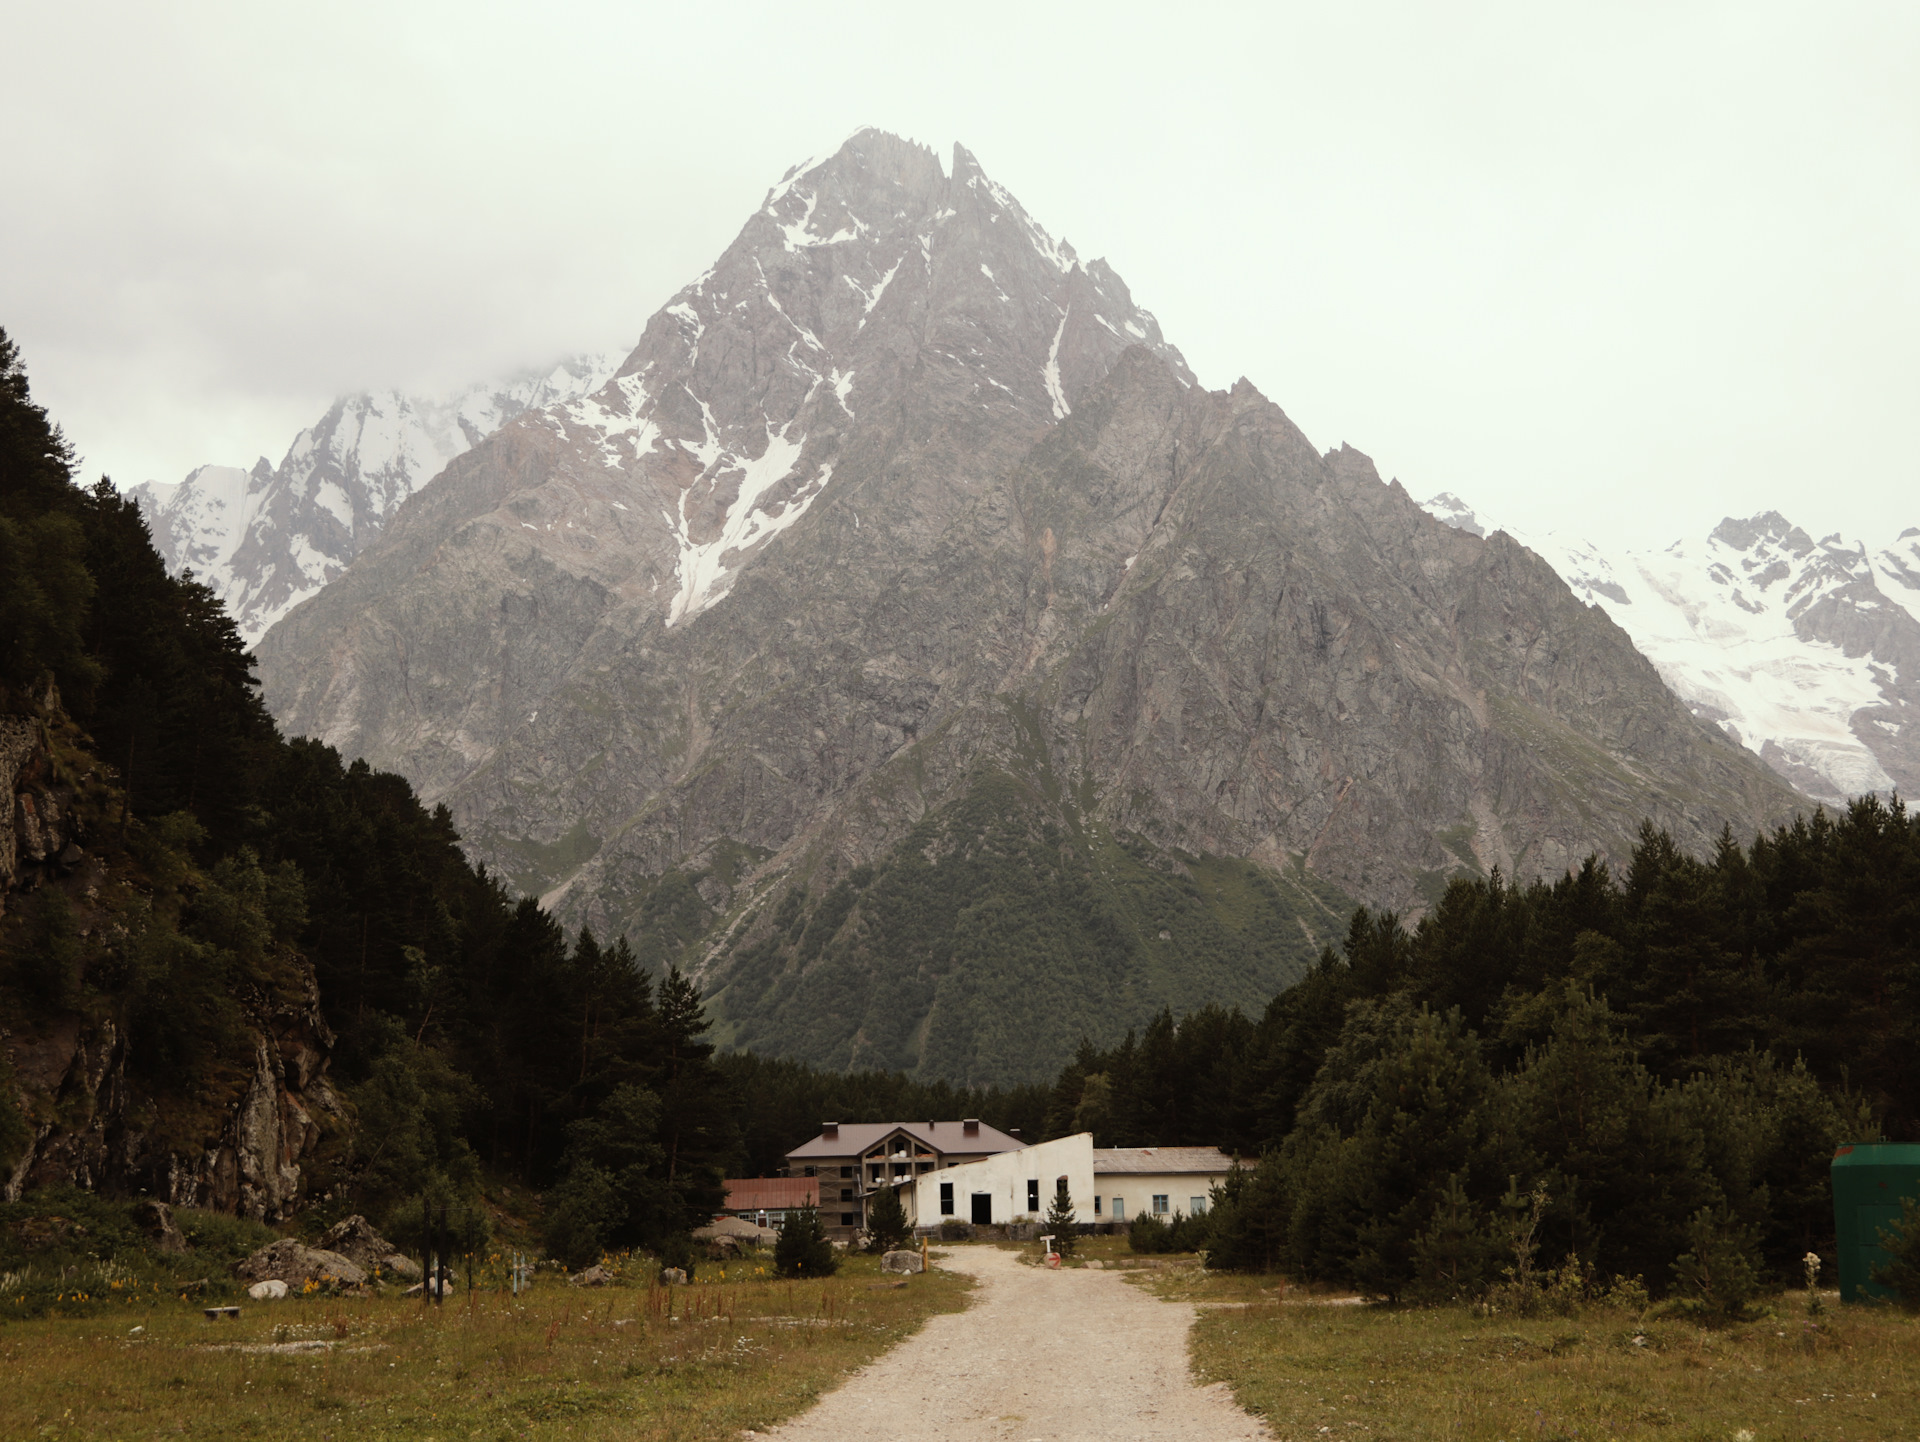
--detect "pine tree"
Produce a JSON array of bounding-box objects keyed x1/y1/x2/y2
[
  {"x1": 865, "y1": 1182, "x2": 911, "y2": 1253},
  {"x1": 1044, "y1": 1180, "x2": 1079, "y2": 1257},
  {"x1": 774, "y1": 1205, "x2": 838, "y2": 1277}
]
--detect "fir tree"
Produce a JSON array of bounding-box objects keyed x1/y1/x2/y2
[
  {"x1": 864, "y1": 1182, "x2": 911, "y2": 1253},
  {"x1": 1044, "y1": 1179, "x2": 1079, "y2": 1257},
  {"x1": 774, "y1": 1205, "x2": 837, "y2": 1277}
]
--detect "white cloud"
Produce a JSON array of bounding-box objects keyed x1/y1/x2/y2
[{"x1": 2, "y1": 1, "x2": 1915, "y2": 549}]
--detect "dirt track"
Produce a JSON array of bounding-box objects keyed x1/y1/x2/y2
[{"x1": 763, "y1": 1246, "x2": 1269, "y2": 1441}]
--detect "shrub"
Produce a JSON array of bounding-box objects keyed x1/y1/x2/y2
[
  {"x1": 1670, "y1": 1205, "x2": 1763, "y2": 1320},
  {"x1": 1043, "y1": 1184, "x2": 1079, "y2": 1257}
]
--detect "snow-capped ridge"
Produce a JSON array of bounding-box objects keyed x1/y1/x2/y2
[{"x1": 1421, "y1": 494, "x2": 1920, "y2": 804}]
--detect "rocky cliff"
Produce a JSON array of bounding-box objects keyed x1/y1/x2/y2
[
  {"x1": 1, "y1": 684, "x2": 345, "y2": 1219},
  {"x1": 255, "y1": 130, "x2": 1805, "y2": 1080}
]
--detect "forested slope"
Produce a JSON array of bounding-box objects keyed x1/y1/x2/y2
[{"x1": 0, "y1": 330, "x2": 733, "y2": 1260}]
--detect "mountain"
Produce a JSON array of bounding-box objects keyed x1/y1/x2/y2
[
  {"x1": 253, "y1": 129, "x2": 1802, "y2": 1082},
  {"x1": 1422, "y1": 498, "x2": 1920, "y2": 804},
  {"x1": 129, "y1": 355, "x2": 621, "y2": 642}
]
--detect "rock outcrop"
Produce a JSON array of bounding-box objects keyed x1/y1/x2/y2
[
  {"x1": 1, "y1": 685, "x2": 347, "y2": 1219},
  {"x1": 234, "y1": 1238, "x2": 366, "y2": 1288}
]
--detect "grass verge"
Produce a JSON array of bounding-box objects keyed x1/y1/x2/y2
[
  {"x1": 0, "y1": 1252, "x2": 970, "y2": 1441},
  {"x1": 1139, "y1": 1265, "x2": 1920, "y2": 1441}
]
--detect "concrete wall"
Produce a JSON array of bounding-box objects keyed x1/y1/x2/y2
[
  {"x1": 1091, "y1": 1169, "x2": 1230, "y2": 1224},
  {"x1": 910, "y1": 1133, "x2": 1095, "y2": 1229}
]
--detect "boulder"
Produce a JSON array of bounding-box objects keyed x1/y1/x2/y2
[
  {"x1": 377, "y1": 1252, "x2": 424, "y2": 1281},
  {"x1": 402, "y1": 1276, "x2": 456, "y2": 1298},
  {"x1": 881, "y1": 1250, "x2": 924, "y2": 1275},
  {"x1": 570, "y1": 1264, "x2": 613, "y2": 1287},
  {"x1": 319, "y1": 1215, "x2": 400, "y2": 1272},
  {"x1": 131, "y1": 1200, "x2": 187, "y2": 1254},
  {"x1": 247, "y1": 1279, "x2": 289, "y2": 1301},
  {"x1": 234, "y1": 1239, "x2": 366, "y2": 1289},
  {"x1": 659, "y1": 1267, "x2": 688, "y2": 1285}
]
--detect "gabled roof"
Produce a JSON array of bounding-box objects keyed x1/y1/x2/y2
[
  {"x1": 785, "y1": 1121, "x2": 1025, "y2": 1160},
  {"x1": 1092, "y1": 1146, "x2": 1237, "y2": 1174},
  {"x1": 722, "y1": 1177, "x2": 819, "y2": 1211}
]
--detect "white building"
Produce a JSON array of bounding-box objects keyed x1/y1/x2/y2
[
  {"x1": 910, "y1": 1133, "x2": 1095, "y2": 1229},
  {"x1": 1091, "y1": 1147, "x2": 1237, "y2": 1224}
]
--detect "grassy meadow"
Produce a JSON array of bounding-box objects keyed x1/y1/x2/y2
[
  {"x1": 1117, "y1": 1253, "x2": 1920, "y2": 1442},
  {"x1": 0, "y1": 1251, "x2": 969, "y2": 1441}
]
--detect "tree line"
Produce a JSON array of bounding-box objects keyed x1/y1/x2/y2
[{"x1": 1041, "y1": 807, "x2": 1917, "y2": 1302}]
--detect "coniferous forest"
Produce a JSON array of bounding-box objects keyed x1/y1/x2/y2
[{"x1": 4, "y1": 325, "x2": 1916, "y2": 1303}]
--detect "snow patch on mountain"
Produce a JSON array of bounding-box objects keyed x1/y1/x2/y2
[{"x1": 1422, "y1": 496, "x2": 1920, "y2": 803}]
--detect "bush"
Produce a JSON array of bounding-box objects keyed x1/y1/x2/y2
[
  {"x1": 1870, "y1": 1197, "x2": 1920, "y2": 1308},
  {"x1": 774, "y1": 1205, "x2": 837, "y2": 1278},
  {"x1": 1670, "y1": 1205, "x2": 1763, "y2": 1320},
  {"x1": 542, "y1": 1164, "x2": 622, "y2": 1271},
  {"x1": 1130, "y1": 1209, "x2": 1209, "y2": 1254}
]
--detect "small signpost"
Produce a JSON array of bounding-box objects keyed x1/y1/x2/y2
[{"x1": 1040, "y1": 1234, "x2": 1061, "y2": 1269}]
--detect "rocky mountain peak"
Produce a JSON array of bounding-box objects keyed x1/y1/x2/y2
[{"x1": 255, "y1": 137, "x2": 1803, "y2": 1080}]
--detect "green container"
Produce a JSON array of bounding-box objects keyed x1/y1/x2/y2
[{"x1": 1831, "y1": 1143, "x2": 1920, "y2": 1302}]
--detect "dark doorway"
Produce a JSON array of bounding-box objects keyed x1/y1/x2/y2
[{"x1": 971, "y1": 1192, "x2": 993, "y2": 1225}]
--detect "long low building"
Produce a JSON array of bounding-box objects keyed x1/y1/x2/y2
[
  {"x1": 720, "y1": 1177, "x2": 819, "y2": 1227},
  {"x1": 1091, "y1": 1146, "x2": 1238, "y2": 1223}
]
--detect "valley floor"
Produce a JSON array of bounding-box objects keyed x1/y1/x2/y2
[{"x1": 0, "y1": 1254, "x2": 970, "y2": 1441}]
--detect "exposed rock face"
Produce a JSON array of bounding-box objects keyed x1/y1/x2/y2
[
  {"x1": 254, "y1": 130, "x2": 1804, "y2": 1079},
  {"x1": 3, "y1": 953, "x2": 347, "y2": 1220},
  {"x1": 1428, "y1": 502, "x2": 1920, "y2": 804},
  {"x1": 129, "y1": 355, "x2": 621, "y2": 643},
  {"x1": 2, "y1": 687, "x2": 346, "y2": 1218}
]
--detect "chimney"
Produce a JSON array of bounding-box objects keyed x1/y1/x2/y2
[
  {"x1": 822, "y1": 1122, "x2": 839, "y2": 1141},
  {"x1": 963, "y1": 1118, "x2": 979, "y2": 1137},
  {"x1": 1010, "y1": 1128, "x2": 1021, "y2": 1138}
]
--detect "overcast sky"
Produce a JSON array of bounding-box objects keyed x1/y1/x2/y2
[{"x1": 4, "y1": 1, "x2": 1914, "y2": 551}]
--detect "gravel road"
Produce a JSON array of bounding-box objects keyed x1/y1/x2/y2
[{"x1": 762, "y1": 1246, "x2": 1269, "y2": 1441}]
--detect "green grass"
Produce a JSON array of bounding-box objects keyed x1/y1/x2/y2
[
  {"x1": 1131, "y1": 1264, "x2": 1920, "y2": 1441},
  {"x1": 0, "y1": 1252, "x2": 971, "y2": 1440}
]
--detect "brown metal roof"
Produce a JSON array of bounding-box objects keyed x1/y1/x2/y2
[
  {"x1": 785, "y1": 1121, "x2": 1025, "y2": 1160},
  {"x1": 722, "y1": 1177, "x2": 820, "y2": 1211},
  {"x1": 1092, "y1": 1146, "x2": 1237, "y2": 1174}
]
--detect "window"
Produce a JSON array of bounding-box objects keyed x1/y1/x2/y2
[
  {"x1": 803, "y1": 1165, "x2": 817, "y2": 1178},
  {"x1": 1152, "y1": 1195, "x2": 1169, "y2": 1216},
  {"x1": 1093, "y1": 1196, "x2": 1102, "y2": 1216},
  {"x1": 841, "y1": 1213, "x2": 856, "y2": 1227},
  {"x1": 839, "y1": 1188, "x2": 853, "y2": 1202},
  {"x1": 1027, "y1": 1180, "x2": 1040, "y2": 1212},
  {"x1": 1112, "y1": 1198, "x2": 1125, "y2": 1220},
  {"x1": 1056, "y1": 1176, "x2": 1069, "y2": 1200},
  {"x1": 1191, "y1": 1197, "x2": 1209, "y2": 1216},
  {"x1": 917, "y1": 1161, "x2": 933, "y2": 1172},
  {"x1": 840, "y1": 1165, "x2": 852, "y2": 1178},
  {"x1": 940, "y1": 1182, "x2": 955, "y2": 1216}
]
